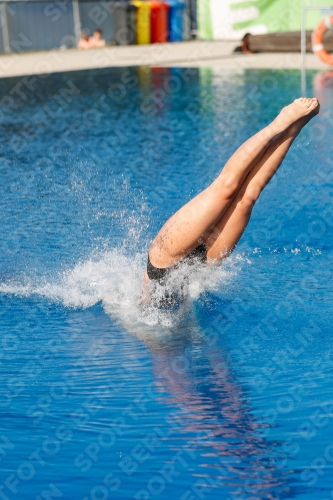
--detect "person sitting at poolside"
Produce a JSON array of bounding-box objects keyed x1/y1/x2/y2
[
  {"x1": 143, "y1": 98, "x2": 320, "y2": 302},
  {"x1": 89, "y1": 29, "x2": 106, "y2": 48},
  {"x1": 77, "y1": 32, "x2": 90, "y2": 50}
]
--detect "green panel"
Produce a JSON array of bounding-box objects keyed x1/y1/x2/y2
[
  {"x1": 230, "y1": 0, "x2": 333, "y2": 33},
  {"x1": 197, "y1": 0, "x2": 213, "y2": 39}
]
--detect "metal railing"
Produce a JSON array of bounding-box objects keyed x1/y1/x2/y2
[
  {"x1": 0, "y1": 0, "x2": 115, "y2": 54},
  {"x1": 0, "y1": 0, "x2": 191, "y2": 55}
]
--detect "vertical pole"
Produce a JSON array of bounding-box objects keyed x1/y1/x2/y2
[
  {"x1": 1, "y1": 2, "x2": 10, "y2": 53},
  {"x1": 185, "y1": 0, "x2": 193, "y2": 40},
  {"x1": 72, "y1": 0, "x2": 81, "y2": 46},
  {"x1": 301, "y1": 7, "x2": 307, "y2": 95}
]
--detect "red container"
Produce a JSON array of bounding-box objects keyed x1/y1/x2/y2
[{"x1": 150, "y1": 2, "x2": 170, "y2": 43}]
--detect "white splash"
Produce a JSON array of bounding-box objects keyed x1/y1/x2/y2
[{"x1": 0, "y1": 248, "x2": 237, "y2": 330}]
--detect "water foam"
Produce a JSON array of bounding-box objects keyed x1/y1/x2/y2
[
  {"x1": 0, "y1": 248, "x2": 238, "y2": 329},
  {"x1": 2, "y1": 243, "x2": 320, "y2": 331}
]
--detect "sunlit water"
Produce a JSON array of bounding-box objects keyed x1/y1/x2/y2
[{"x1": 1, "y1": 67, "x2": 333, "y2": 500}]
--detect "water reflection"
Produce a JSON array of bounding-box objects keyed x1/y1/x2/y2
[
  {"x1": 134, "y1": 307, "x2": 293, "y2": 499},
  {"x1": 313, "y1": 70, "x2": 333, "y2": 114},
  {"x1": 313, "y1": 70, "x2": 333, "y2": 92}
]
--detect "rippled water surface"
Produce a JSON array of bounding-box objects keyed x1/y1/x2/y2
[{"x1": 1, "y1": 67, "x2": 333, "y2": 500}]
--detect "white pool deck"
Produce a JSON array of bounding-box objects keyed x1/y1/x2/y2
[{"x1": 0, "y1": 40, "x2": 328, "y2": 79}]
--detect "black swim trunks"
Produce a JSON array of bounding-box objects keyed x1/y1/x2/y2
[{"x1": 147, "y1": 243, "x2": 207, "y2": 285}]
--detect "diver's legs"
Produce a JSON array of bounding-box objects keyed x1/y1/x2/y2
[
  {"x1": 149, "y1": 98, "x2": 319, "y2": 268},
  {"x1": 204, "y1": 117, "x2": 313, "y2": 261}
]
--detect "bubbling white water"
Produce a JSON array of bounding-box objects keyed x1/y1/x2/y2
[{"x1": 0, "y1": 248, "x2": 239, "y2": 329}]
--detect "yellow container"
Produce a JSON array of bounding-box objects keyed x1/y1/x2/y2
[{"x1": 131, "y1": 1, "x2": 152, "y2": 44}]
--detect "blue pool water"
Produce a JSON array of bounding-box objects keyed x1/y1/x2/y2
[{"x1": 1, "y1": 66, "x2": 333, "y2": 500}]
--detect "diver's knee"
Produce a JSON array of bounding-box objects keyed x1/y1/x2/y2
[
  {"x1": 239, "y1": 186, "x2": 261, "y2": 211},
  {"x1": 219, "y1": 174, "x2": 242, "y2": 200}
]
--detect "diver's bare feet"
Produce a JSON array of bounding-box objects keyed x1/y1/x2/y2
[{"x1": 272, "y1": 97, "x2": 320, "y2": 134}]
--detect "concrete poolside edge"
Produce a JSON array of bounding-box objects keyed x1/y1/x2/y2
[{"x1": 0, "y1": 40, "x2": 329, "y2": 79}]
